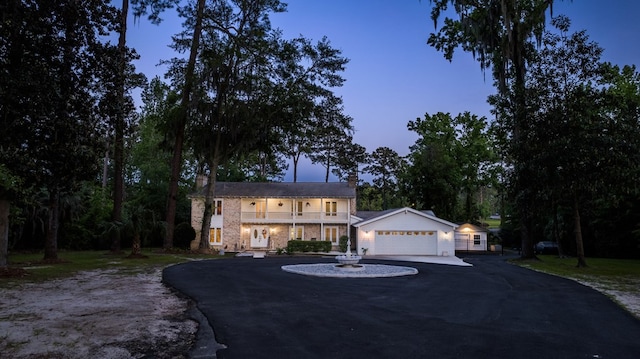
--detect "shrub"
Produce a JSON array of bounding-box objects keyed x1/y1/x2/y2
[
  {"x1": 339, "y1": 235, "x2": 349, "y2": 252},
  {"x1": 286, "y1": 240, "x2": 331, "y2": 254},
  {"x1": 174, "y1": 222, "x2": 196, "y2": 249}
]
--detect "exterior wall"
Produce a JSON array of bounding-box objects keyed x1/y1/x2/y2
[
  {"x1": 222, "y1": 198, "x2": 241, "y2": 250},
  {"x1": 455, "y1": 231, "x2": 488, "y2": 252}
]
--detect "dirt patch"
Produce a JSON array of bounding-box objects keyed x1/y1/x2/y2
[{"x1": 0, "y1": 268, "x2": 197, "y2": 358}]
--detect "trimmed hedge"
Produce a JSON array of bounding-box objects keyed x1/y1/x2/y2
[{"x1": 286, "y1": 240, "x2": 332, "y2": 254}]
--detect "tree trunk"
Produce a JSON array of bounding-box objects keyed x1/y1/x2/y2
[
  {"x1": 0, "y1": 200, "x2": 9, "y2": 267},
  {"x1": 199, "y1": 175, "x2": 215, "y2": 251},
  {"x1": 552, "y1": 199, "x2": 564, "y2": 257},
  {"x1": 292, "y1": 152, "x2": 301, "y2": 183},
  {"x1": 200, "y1": 143, "x2": 221, "y2": 250},
  {"x1": 43, "y1": 190, "x2": 59, "y2": 261},
  {"x1": 573, "y1": 195, "x2": 588, "y2": 267},
  {"x1": 131, "y1": 232, "x2": 142, "y2": 256},
  {"x1": 111, "y1": 0, "x2": 128, "y2": 254},
  {"x1": 165, "y1": 0, "x2": 206, "y2": 250}
]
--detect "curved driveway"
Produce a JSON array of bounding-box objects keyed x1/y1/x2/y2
[{"x1": 163, "y1": 255, "x2": 640, "y2": 359}]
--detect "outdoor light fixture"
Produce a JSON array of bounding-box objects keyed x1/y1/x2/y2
[
  {"x1": 278, "y1": 201, "x2": 283, "y2": 206},
  {"x1": 305, "y1": 202, "x2": 310, "y2": 207},
  {"x1": 250, "y1": 202, "x2": 255, "y2": 206}
]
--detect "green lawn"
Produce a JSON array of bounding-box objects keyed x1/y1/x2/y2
[{"x1": 1, "y1": 248, "x2": 228, "y2": 286}]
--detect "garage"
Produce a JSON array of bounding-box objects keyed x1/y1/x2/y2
[
  {"x1": 353, "y1": 207, "x2": 458, "y2": 257},
  {"x1": 374, "y1": 230, "x2": 437, "y2": 255}
]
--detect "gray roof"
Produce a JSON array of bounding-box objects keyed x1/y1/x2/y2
[
  {"x1": 355, "y1": 209, "x2": 436, "y2": 222},
  {"x1": 192, "y1": 182, "x2": 356, "y2": 198}
]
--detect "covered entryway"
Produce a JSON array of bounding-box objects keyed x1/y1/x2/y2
[{"x1": 374, "y1": 230, "x2": 437, "y2": 255}]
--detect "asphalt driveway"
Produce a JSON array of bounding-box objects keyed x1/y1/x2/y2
[{"x1": 163, "y1": 255, "x2": 640, "y2": 359}]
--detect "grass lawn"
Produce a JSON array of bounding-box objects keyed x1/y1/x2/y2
[
  {"x1": 481, "y1": 218, "x2": 501, "y2": 229},
  {"x1": 1, "y1": 248, "x2": 230, "y2": 286}
]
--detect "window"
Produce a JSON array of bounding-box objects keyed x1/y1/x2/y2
[
  {"x1": 209, "y1": 228, "x2": 222, "y2": 245},
  {"x1": 325, "y1": 201, "x2": 337, "y2": 216},
  {"x1": 212, "y1": 200, "x2": 222, "y2": 216},
  {"x1": 296, "y1": 201, "x2": 303, "y2": 216},
  {"x1": 290, "y1": 226, "x2": 304, "y2": 240},
  {"x1": 473, "y1": 235, "x2": 481, "y2": 245},
  {"x1": 325, "y1": 226, "x2": 338, "y2": 244}
]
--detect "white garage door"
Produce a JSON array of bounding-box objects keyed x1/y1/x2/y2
[{"x1": 375, "y1": 230, "x2": 437, "y2": 255}]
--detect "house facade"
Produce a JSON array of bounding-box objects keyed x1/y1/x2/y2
[{"x1": 189, "y1": 181, "x2": 357, "y2": 252}]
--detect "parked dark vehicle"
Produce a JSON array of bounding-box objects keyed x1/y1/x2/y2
[{"x1": 535, "y1": 241, "x2": 559, "y2": 254}]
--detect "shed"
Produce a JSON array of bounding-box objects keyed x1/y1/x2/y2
[{"x1": 455, "y1": 223, "x2": 489, "y2": 252}]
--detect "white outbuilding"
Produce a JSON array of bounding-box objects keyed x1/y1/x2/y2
[
  {"x1": 352, "y1": 207, "x2": 457, "y2": 256},
  {"x1": 454, "y1": 223, "x2": 489, "y2": 252}
]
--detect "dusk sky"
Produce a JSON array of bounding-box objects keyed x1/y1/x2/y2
[{"x1": 126, "y1": 1, "x2": 640, "y2": 182}]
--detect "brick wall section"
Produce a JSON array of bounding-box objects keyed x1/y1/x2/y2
[{"x1": 223, "y1": 198, "x2": 242, "y2": 251}]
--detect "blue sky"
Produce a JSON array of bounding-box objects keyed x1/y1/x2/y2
[{"x1": 127, "y1": 0, "x2": 639, "y2": 182}]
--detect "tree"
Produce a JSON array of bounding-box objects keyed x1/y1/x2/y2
[
  {"x1": 456, "y1": 112, "x2": 496, "y2": 222},
  {"x1": 404, "y1": 113, "x2": 461, "y2": 219},
  {"x1": 163, "y1": 0, "x2": 207, "y2": 250},
  {"x1": 1, "y1": 1, "x2": 119, "y2": 260},
  {"x1": 308, "y1": 95, "x2": 354, "y2": 182},
  {"x1": 275, "y1": 36, "x2": 350, "y2": 182},
  {"x1": 363, "y1": 147, "x2": 406, "y2": 210},
  {"x1": 171, "y1": 0, "x2": 289, "y2": 249},
  {"x1": 332, "y1": 143, "x2": 368, "y2": 182},
  {"x1": 428, "y1": 0, "x2": 555, "y2": 258},
  {"x1": 0, "y1": 165, "x2": 21, "y2": 267}
]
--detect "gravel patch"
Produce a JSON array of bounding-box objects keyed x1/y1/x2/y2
[
  {"x1": 281, "y1": 263, "x2": 418, "y2": 278},
  {"x1": 0, "y1": 268, "x2": 198, "y2": 358}
]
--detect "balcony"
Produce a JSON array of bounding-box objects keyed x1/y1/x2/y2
[{"x1": 241, "y1": 211, "x2": 348, "y2": 223}]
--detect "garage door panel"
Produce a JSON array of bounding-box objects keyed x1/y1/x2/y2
[{"x1": 375, "y1": 231, "x2": 437, "y2": 255}]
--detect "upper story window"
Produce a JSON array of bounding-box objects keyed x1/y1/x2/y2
[
  {"x1": 325, "y1": 201, "x2": 337, "y2": 216},
  {"x1": 212, "y1": 200, "x2": 222, "y2": 216}
]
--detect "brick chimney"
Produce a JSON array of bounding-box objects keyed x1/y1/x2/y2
[{"x1": 347, "y1": 173, "x2": 358, "y2": 188}]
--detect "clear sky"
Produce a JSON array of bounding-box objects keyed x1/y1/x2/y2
[{"x1": 126, "y1": 0, "x2": 640, "y2": 182}]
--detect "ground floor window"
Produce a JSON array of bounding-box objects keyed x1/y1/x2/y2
[
  {"x1": 473, "y1": 235, "x2": 481, "y2": 245},
  {"x1": 209, "y1": 228, "x2": 222, "y2": 245},
  {"x1": 325, "y1": 226, "x2": 339, "y2": 244},
  {"x1": 290, "y1": 226, "x2": 304, "y2": 240}
]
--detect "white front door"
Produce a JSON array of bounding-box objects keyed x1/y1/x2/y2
[{"x1": 251, "y1": 226, "x2": 269, "y2": 248}]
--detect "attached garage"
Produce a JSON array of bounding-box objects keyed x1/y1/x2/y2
[{"x1": 353, "y1": 208, "x2": 458, "y2": 256}]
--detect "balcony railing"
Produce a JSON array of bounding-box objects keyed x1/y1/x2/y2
[{"x1": 241, "y1": 211, "x2": 348, "y2": 222}]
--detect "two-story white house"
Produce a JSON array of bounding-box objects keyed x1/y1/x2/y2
[{"x1": 189, "y1": 181, "x2": 357, "y2": 252}]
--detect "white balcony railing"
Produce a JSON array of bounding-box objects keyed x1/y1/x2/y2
[{"x1": 241, "y1": 211, "x2": 348, "y2": 222}]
